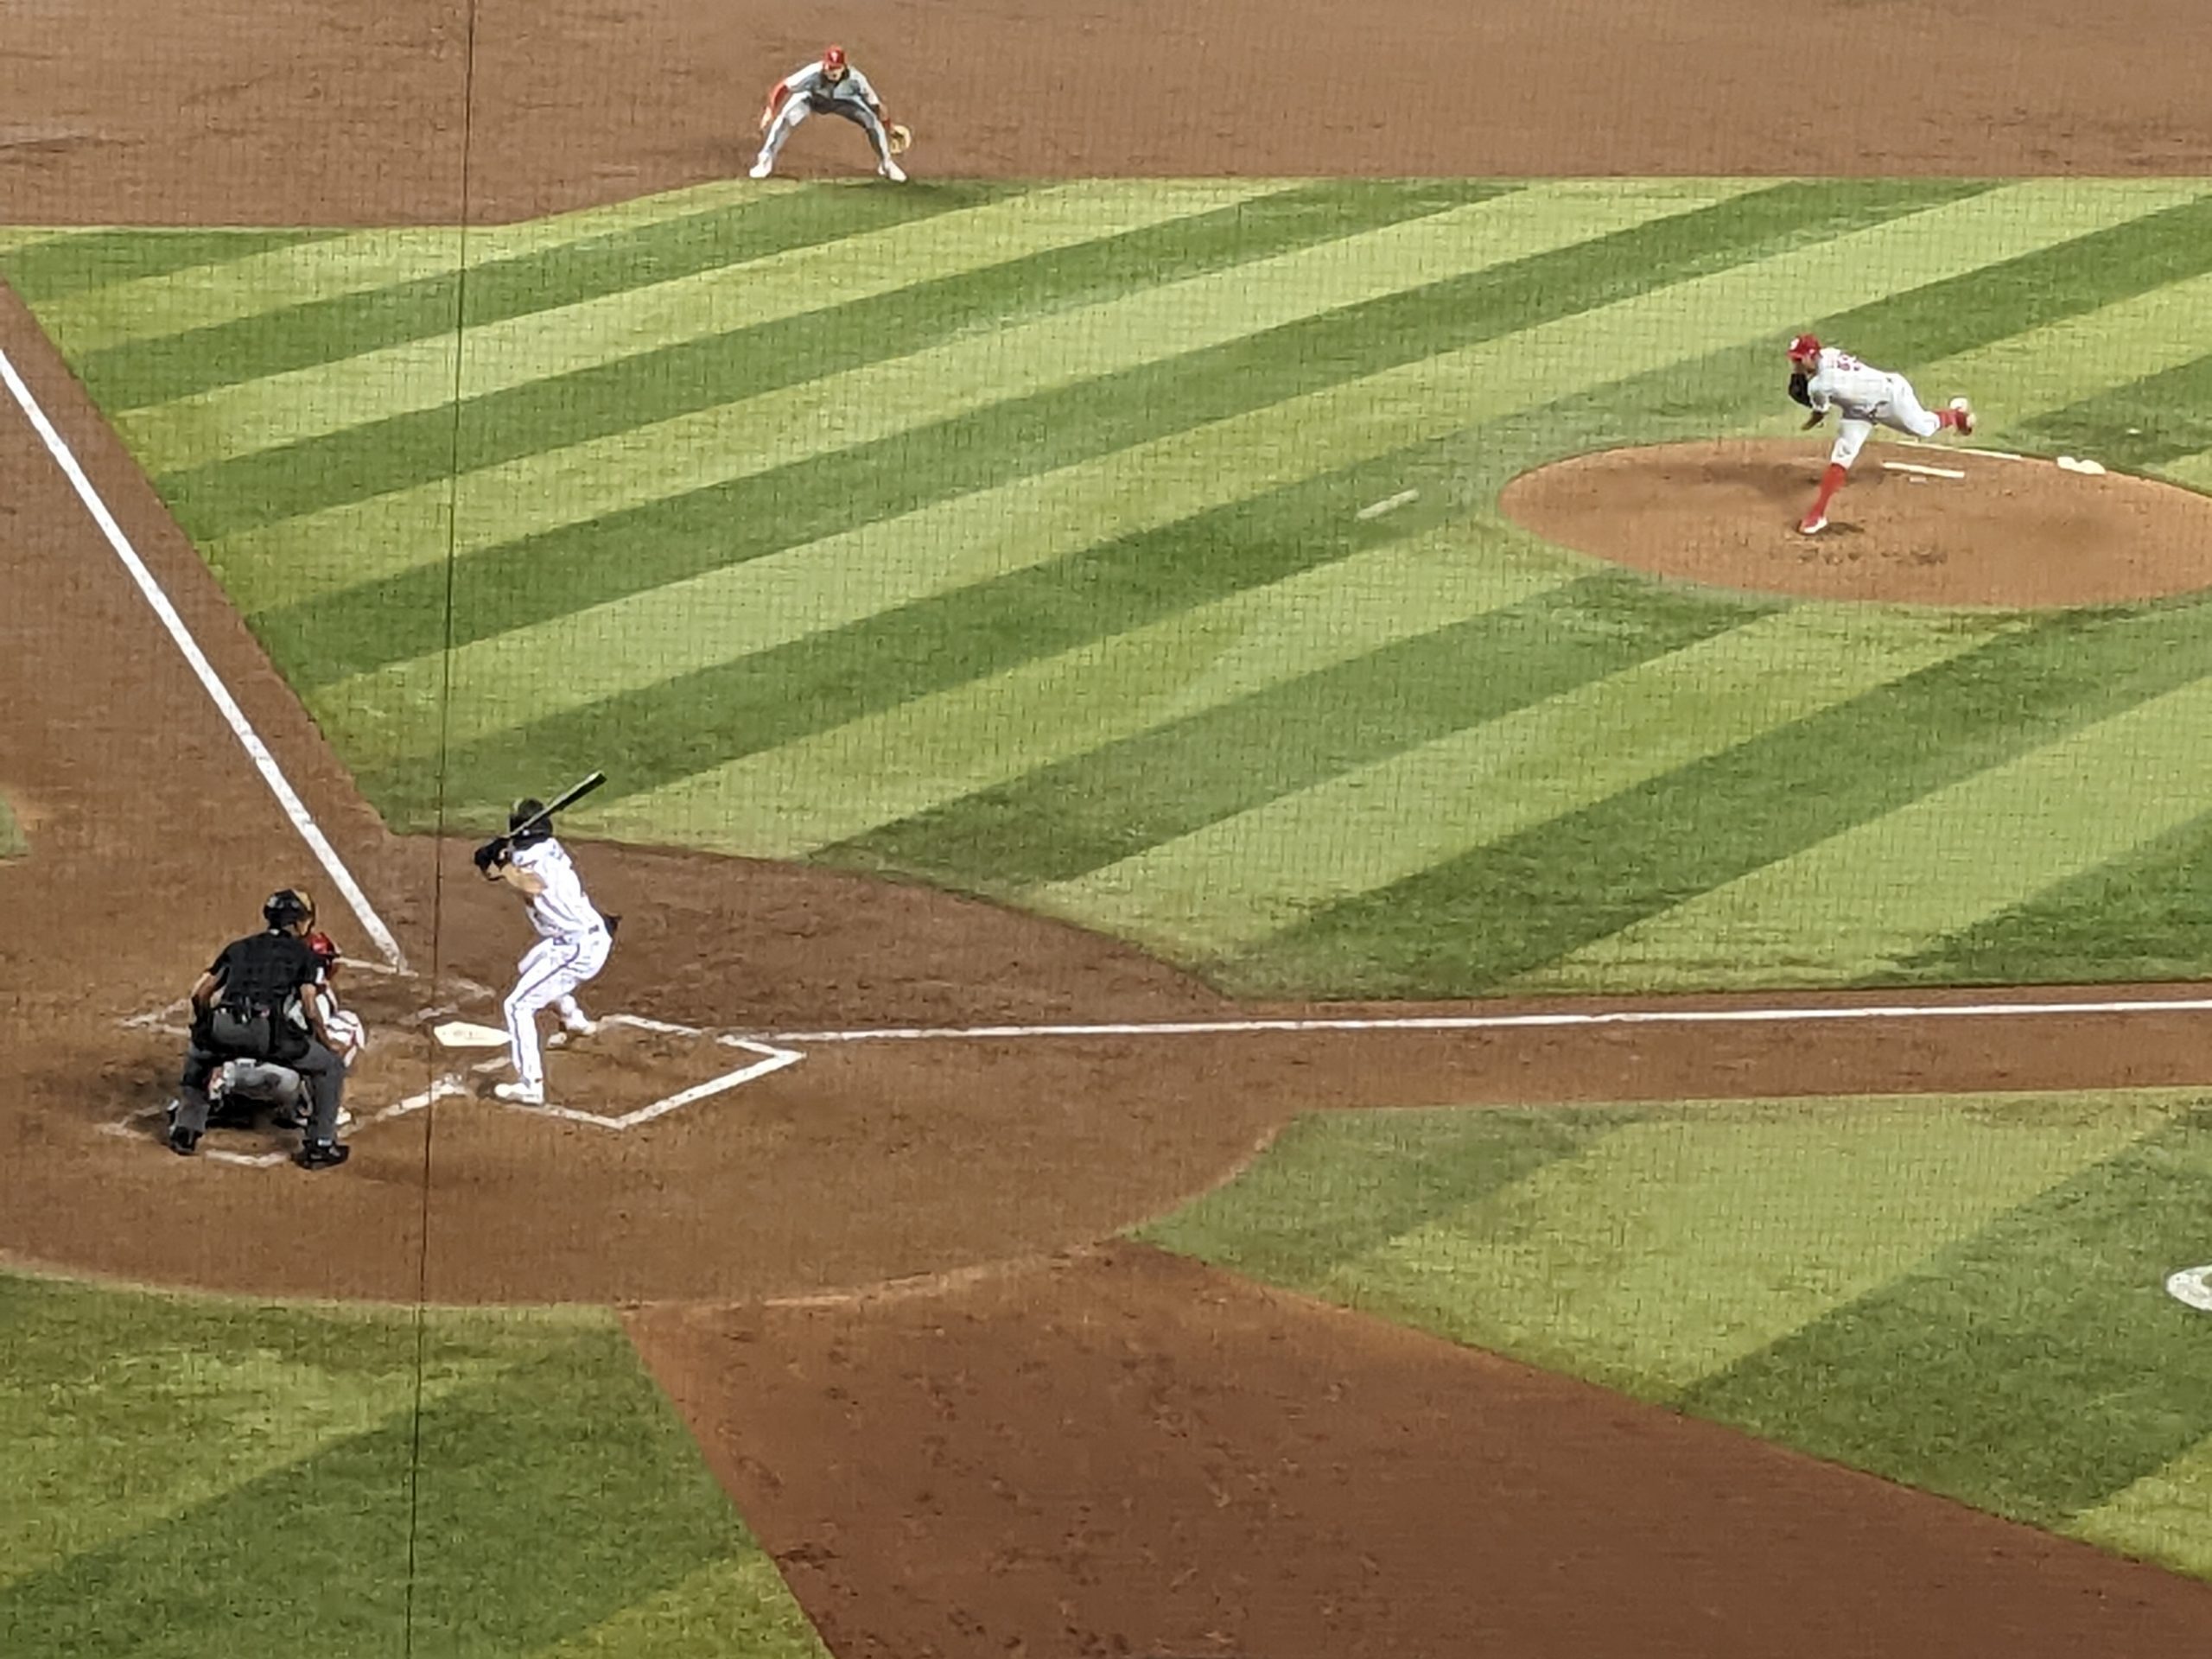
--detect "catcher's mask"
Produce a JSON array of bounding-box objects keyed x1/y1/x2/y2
[
  {"x1": 264, "y1": 887, "x2": 315, "y2": 931},
  {"x1": 1787, "y1": 333, "x2": 1821, "y2": 366},
  {"x1": 508, "y1": 798, "x2": 553, "y2": 848},
  {"x1": 306, "y1": 931, "x2": 341, "y2": 970},
  {"x1": 823, "y1": 44, "x2": 848, "y2": 79}
]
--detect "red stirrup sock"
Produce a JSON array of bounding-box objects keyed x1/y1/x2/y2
[{"x1": 1807, "y1": 462, "x2": 1847, "y2": 520}]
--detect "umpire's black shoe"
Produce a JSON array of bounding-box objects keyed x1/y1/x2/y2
[
  {"x1": 296, "y1": 1140, "x2": 351, "y2": 1171},
  {"x1": 168, "y1": 1125, "x2": 200, "y2": 1156}
]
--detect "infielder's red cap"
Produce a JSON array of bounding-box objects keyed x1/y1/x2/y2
[
  {"x1": 823, "y1": 44, "x2": 846, "y2": 69},
  {"x1": 1788, "y1": 334, "x2": 1821, "y2": 362}
]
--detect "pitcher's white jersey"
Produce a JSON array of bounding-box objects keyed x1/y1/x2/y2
[
  {"x1": 1802, "y1": 347, "x2": 1906, "y2": 423},
  {"x1": 510, "y1": 837, "x2": 606, "y2": 939}
]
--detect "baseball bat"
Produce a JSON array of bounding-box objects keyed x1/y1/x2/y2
[{"x1": 510, "y1": 771, "x2": 606, "y2": 841}]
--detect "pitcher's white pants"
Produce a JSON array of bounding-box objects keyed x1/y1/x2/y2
[
  {"x1": 1830, "y1": 372, "x2": 1942, "y2": 468},
  {"x1": 505, "y1": 926, "x2": 611, "y2": 1093}
]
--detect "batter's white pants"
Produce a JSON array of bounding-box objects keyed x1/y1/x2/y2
[
  {"x1": 755, "y1": 97, "x2": 893, "y2": 170},
  {"x1": 1830, "y1": 372, "x2": 1942, "y2": 469},
  {"x1": 505, "y1": 926, "x2": 611, "y2": 1093}
]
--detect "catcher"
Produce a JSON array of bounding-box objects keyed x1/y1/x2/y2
[
  {"x1": 1786, "y1": 334, "x2": 1975, "y2": 535},
  {"x1": 748, "y1": 45, "x2": 912, "y2": 182},
  {"x1": 205, "y1": 929, "x2": 365, "y2": 1135},
  {"x1": 167, "y1": 889, "x2": 351, "y2": 1169}
]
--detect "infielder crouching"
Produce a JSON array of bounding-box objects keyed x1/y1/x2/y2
[
  {"x1": 750, "y1": 45, "x2": 908, "y2": 182},
  {"x1": 475, "y1": 798, "x2": 613, "y2": 1108},
  {"x1": 1787, "y1": 333, "x2": 1975, "y2": 534}
]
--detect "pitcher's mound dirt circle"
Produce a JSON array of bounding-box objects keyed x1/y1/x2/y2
[{"x1": 1502, "y1": 439, "x2": 2212, "y2": 607}]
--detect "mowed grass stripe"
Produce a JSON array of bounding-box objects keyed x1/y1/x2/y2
[
  {"x1": 2068, "y1": 1430, "x2": 2212, "y2": 1580},
  {"x1": 1915, "y1": 270, "x2": 2212, "y2": 434},
  {"x1": 2015, "y1": 350, "x2": 2212, "y2": 476},
  {"x1": 308, "y1": 181, "x2": 2040, "y2": 716},
  {"x1": 594, "y1": 530, "x2": 1583, "y2": 856},
  {"x1": 79, "y1": 184, "x2": 993, "y2": 412},
  {"x1": 161, "y1": 181, "x2": 1493, "y2": 537},
  {"x1": 1329, "y1": 1095, "x2": 2166, "y2": 1399},
  {"x1": 357, "y1": 461, "x2": 1700, "y2": 832},
  {"x1": 29, "y1": 178, "x2": 782, "y2": 356},
  {"x1": 1268, "y1": 601, "x2": 2212, "y2": 999},
  {"x1": 1547, "y1": 671, "x2": 2212, "y2": 989},
  {"x1": 537, "y1": 1555, "x2": 830, "y2": 1658},
  {"x1": 1138, "y1": 1108, "x2": 1627, "y2": 1291},
  {"x1": 1037, "y1": 610, "x2": 1990, "y2": 957},
  {"x1": 232, "y1": 181, "x2": 1768, "y2": 599},
  {"x1": 0, "y1": 229, "x2": 331, "y2": 306},
  {"x1": 126, "y1": 181, "x2": 1296, "y2": 477},
  {"x1": 1683, "y1": 1105, "x2": 2212, "y2": 1529}
]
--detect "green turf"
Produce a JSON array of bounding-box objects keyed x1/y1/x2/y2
[
  {"x1": 1686, "y1": 1103, "x2": 2212, "y2": 1529},
  {"x1": 0, "y1": 229, "x2": 332, "y2": 304},
  {"x1": 1247, "y1": 600, "x2": 2212, "y2": 996},
  {"x1": 0, "y1": 796, "x2": 22, "y2": 860},
  {"x1": 1142, "y1": 1090, "x2": 2212, "y2": 1573},
  {"x1": 17, "y1": 178, "x2": 2212, "y2": 997},
  {"x1": 147, "y1": 180, "x2": 1504, "y2": 529},
  {"x1": 0, "y1": 1273, "x2": 825, "y2": 1657}
]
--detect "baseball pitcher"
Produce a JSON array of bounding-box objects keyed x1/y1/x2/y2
[
  {"x1": 474, "y1": 798, "x2": 612, "y2": 1107},
  {"x1": 1787, "y1": 334, "x2": 1976, "y2": 534},
  {"x1": 749, "y1": 44, "x2": 911, "y2": 182}
]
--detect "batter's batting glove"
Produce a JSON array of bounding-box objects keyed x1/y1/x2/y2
[{"x1": 471, "y1": 837, "x2": 510, "y2": 877}]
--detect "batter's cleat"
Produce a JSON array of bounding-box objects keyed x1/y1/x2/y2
[
  {"x1": 1947, "y1": 397, "x2": 1976, "y2": 436},
  {"x1": 296, "y1": 1140, "x2": 351, "y2": 1171},
  {"x1": 168, "y1": 1124, "x2": 200, "y2": 1156},
  {"x1": 549, "y1": 1015, "x2": 599, "y2": 1047},
  {"x1": 747, "y1": 158, "x2": 773, "y2": 180},
  {"x1": 1798, "y1": 512, "x2": 1828, "y2": 536},
  {"x1": 493, "y1": 1082, "x2": 545, "y2": 1107},
  {"x1": 878, "y1": 158, "x2": 907, "y2": 183}
]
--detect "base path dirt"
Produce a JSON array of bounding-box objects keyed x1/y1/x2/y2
[
  {"x1": 3, "y1": 0, "x2": 2210, "y2": 223},
  {"x1": 1503, "y1": 438, "x2": 2212, "y2": 607},
  {"x1": 630, "y1": 1245, "x2": 2212, "y2": 1658}
]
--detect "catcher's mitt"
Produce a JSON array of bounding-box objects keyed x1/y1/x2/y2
[
  {"x1": 1787, "y1": 370, "x2": 1812, "y2": 410},
  {"x1": 886, "y1": 122, "x2": 912, "y2": 156}
]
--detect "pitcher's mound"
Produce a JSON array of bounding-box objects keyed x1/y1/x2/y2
[{"x1": 1501, "y1": 439, "x2": 2212, "y2": 607}]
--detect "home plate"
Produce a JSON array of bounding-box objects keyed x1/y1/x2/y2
[{"x1": 433, "y1": 1020, "x2": 511, "y2": 1049}]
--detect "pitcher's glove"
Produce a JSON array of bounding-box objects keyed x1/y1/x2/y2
[
  {"x1": 886, "y1": 121, "x2": 912, "y2": 156},
  {"x1": 472, "y1": 837, "x2": 511, "y2": 878},
  {"x1": 1787, "y1": 371, "x2": 1813, "y2": 410}
]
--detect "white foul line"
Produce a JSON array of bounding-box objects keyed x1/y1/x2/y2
[
  {"x1": 765, "y1": 993, "x2": 2212, "y2": 1046},
  {"x1": 0, "y1": 342, "x2": 408, "y2": 971}
]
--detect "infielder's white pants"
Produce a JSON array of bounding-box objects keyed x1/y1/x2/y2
[
  {"x1": 505, "y1": 927, "x2": 611, "y2": 1093},
  {"x1": 1830, "y1": 372, "x2": 1942, "y2": 468},
  {"x1": 756, "y1": 98, "x2": 892, "y2": 169}
]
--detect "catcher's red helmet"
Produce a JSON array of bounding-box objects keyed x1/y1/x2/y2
[
  {"x1": 823, "y1": 44, "x2": 847, "y2": 73},
  {"x1": 1788, "y1": 333, "x2": 1822, "y2": 365},
  {"x1": 306, "y1": 930, "x2": 341, "y2": 968}
]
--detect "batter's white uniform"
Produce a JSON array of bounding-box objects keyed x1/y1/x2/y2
[
  {"x1": 503, "y1": 837, "x2": 611, "y2": 1097},
  {"x1": 1802, "y1": 347, "x2": 1943, "y2": 468},
  {"x1": 753, "y1": 60, "x2": 900, "y2": 178}
]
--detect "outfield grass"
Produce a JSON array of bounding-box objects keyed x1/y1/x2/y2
[
  {"x1": 0, "y1": 796, "x2": 22, "y2": 860},
  {"x1": 1140, "y1": 1090, "x2": 2212, "y2": 1580},
  {"x1": 0, "y1": 1273, "x2": 826, "y2": 1658},
  {"x1": 11, "y1": 178, "x2": 2212, "y2": 996}
]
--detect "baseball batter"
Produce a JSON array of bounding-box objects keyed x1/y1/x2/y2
[
  {"x1": 474, "y1": 799, "x2": 611, "y2": 1107},
  {"x1": 749, "y1": 45, "x2": 908, "y2": 182},
  {"x1": 1787, "y1": 334, "x2": 1975, "y2": 533}
]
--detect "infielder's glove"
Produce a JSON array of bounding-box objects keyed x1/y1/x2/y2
[
  {"x1": 886, "y1": 122, "x2": 912, "y2": 156},
  {"x1": 1787, "y1": 371, "x2": 1813, "y2": 410},
  {"x1": 472, "y1": 837, "x2": 510, "y2": 877}
]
